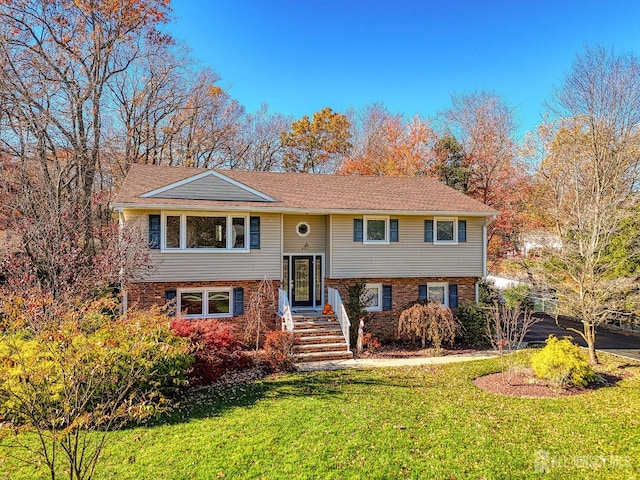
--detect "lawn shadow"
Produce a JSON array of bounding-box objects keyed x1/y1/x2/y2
[{"x1": 142, "y1": 368, "x2": 422, "y2": 428}]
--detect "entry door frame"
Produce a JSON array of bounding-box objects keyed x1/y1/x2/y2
[{"x1": 283, "y1": 253, "x2": 324, "y2": 310}]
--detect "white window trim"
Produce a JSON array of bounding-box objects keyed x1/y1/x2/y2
[
  {"x1": 434, "y1": 217, "x2": 458, "y2": 245},
  {"x1": 296, "y1": 221, "x2": 311, "y2": 237},
  {"x1": 427, "y1": 282, "x2": 449, "y2": 306},
  {"x1": 364, "y1": 283, "x2": 383, "y2": 312},
  {"x1": 178, "y1": 287, "x2": 233, "y2": 318},
  {"x1": 363, "y1": 216, "x2": 389, "y2": 244},
  {"x1": 161, "y1": 212, "x2": 250, "y2": 252}
]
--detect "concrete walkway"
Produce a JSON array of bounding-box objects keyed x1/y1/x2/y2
[{"x1": 296, "y1": 350, "x2": 500, "y2": 372}]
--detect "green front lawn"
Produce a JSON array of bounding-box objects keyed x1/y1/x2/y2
[{"x1": 2, "y1": 353, "x2": 639, "y2": 479}]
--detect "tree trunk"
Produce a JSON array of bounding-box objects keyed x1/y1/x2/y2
[{"x1": 584, "y1": 322, "x2": 599, "y2": 364}]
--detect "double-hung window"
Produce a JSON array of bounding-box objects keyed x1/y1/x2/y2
[
  {"x1": 436, "y1": 218, "x2": 456, "y2": 243},
  {"x1": 425, "y1": 218, "x2": 466, "y2": 244},
  {"x1": 178, "y1": 288, "x2": 232, "y2": 318},
  {"x1": 364, "y1": 216, "x2": 389, "y2": 244},
  {"x1": 163, "y1": 213, "x2": 248, "y2": 251},
  {"x1": 427, "y1": 283, "x2": 448, "y2": 306},
  {"x1": 364, "y1": 283, "x2": 383, "y2": 312}
]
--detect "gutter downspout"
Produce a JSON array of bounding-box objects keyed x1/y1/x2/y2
[
  {"x1": 117, "y1": 208, "x2": 128, "y2": 313},
  {"x1": 477, "y1": 214, "x2": 498, "y2": 303}
]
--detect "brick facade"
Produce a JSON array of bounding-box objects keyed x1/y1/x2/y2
[
  {"x1": 325, "y1": 276, "x2": 477, "y2": 341},
  {"x1": 128, "y1": 276, "x2": 477, "y2": 344},
  {"x1": 126, "y1": 279, "x2": 282, "y2": 333}
]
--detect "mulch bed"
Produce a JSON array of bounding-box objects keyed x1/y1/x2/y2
[
  {"x1": 473, "y1": 368, "x2": 622, "y2": 398},
  {"x1": 356, "y1": 343, "x2": 479, "y2": 359}
]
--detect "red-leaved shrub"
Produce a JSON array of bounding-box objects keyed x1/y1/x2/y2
[
  {"x1": 170, "y1": 319, "x2": 252, "y2": 385},
  {"x1": 263, "y1": 330, "x2": 296, "y2": 372}
]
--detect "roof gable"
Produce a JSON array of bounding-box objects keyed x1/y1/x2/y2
[{"x1": 141, "y1": 170, "x2": 276, "y2": 202}]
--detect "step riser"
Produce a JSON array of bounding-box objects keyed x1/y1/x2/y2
[
  {"x1": 289, "y1": 315, "x2": 352, "y2": 362},
  {"x1": 295, "y1": 352, "x2": 353, "y2": 362},
  {"x1": 293, "y1": 323, "x2": 340, "y2": 330},
  {"x1": 296, "y1": 337, "x2": 345, "y2": 345},
  {"x1": 294, "y1": 345, "x2": 349, "y2": 354},
  {"x1": 294, "y1": 330, "x2": 342, "y2": 337}
]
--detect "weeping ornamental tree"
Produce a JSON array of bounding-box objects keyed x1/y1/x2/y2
[{"x1": 537, "y1": 46, "x2": 640, "y2": 364}]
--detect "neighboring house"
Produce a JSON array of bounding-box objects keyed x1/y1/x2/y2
[
  {"x1": 519, "y1": 230, "x2": 562, "y2": 257},
  {"x1": 112, "y1": 164, "x2": 498, "y2": 349}
]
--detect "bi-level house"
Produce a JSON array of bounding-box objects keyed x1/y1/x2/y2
[{"x1": 113, "y1": 164, "x2": 497, "y2": 360}]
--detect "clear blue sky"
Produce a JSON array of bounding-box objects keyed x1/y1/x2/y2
[{"x1": 166, "y1": 0, "x2": 640, "y2": 138}]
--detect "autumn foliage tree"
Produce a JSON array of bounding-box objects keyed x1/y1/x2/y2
[
  {"x1": 442, "y1": 91, "x2": 533, "y2": 257},
  {"x1": 281, "y1": 107, "x2": 351, "y2": 173},
  {"x1": 534, "y1": 47, "x2": 640, "y2": 363},
  {"x1": 0, "y1": 0, "x2": 172, "y2": 304},
  {"x1": 0, "y1": 0, "x2": 172, "y2": 243},
  {"x1": 339, "y1": 104, "x2": 436, "y2": 176}
]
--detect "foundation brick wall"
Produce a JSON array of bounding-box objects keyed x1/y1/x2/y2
[
  {"x1": 127, "y1": 279, "x2": 282, "y2": 334},
  {"x1": 129, "y1": 275, "x2": 477, "y2": 344},
  {"x1": 325, "y1": 276, "x2": 478, "y2": 342}
]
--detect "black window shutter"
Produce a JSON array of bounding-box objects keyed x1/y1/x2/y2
[
  {"x1": 250, "y1": 216, "x2": 260, "y2": 249},
  {"x1": 458, "y1": 220, "x2": 467, "y2": 243},
  {"x1": 354, "y1": 218, "x2": 363, "y2": 242},
  {"x1": 149, "y1": 214, "x2": 161, "y2": 249},
  {"x1": 382, "y1": 285, "x2": 392, "y2": 311},
  {"x1": 424, "y1": 220, "x2": 434, "y2": 243},
  {"x1": 448, "y1": 284, "x2": 459, "y2": 308},
  {"x1": 390, "y1": 219, "x2": 399, "y2": 242},
  {"x1": 164, "y1": 289, "x2": 177, "y2": 317},
  {"x1": 233, "y1": 287, "x2": 244, "y2": 315},
  {"x1": 418, "y1": 285, "x2": 427, "y2": 301}
]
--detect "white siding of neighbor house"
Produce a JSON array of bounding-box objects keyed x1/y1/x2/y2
[
  {"x1": 282, "y1": 214, "x2": 327, "y2": 253},
  {"x1": 123, "y1": 209, "x2": 281, "y2": 282},
  {"x1": 329, "y1": 214, "x2": 484, "y2": 278}
]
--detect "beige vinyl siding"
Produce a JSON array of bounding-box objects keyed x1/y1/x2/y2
[
  {"x1": 282, "y1": 214, "x2": 326, "y2": 253},
  {"x1": 330, "y1": 215, "x2": 484, "y2": 278},
  {"x1": 149, "y1": 175, "x2": 269, "y2": 202},
  {"x1": 124, "y1": 209, "x2": 281, "y2": 282}
]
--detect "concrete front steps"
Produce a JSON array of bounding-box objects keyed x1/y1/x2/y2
[{"x1": 292, "y1": 315, "x2": 353, "y2": 363}]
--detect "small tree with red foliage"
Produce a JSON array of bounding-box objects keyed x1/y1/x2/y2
[{"x1": 170, "y1": 319, "x2": 252, "y2": 385}]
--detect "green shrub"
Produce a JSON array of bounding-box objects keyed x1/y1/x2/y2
[
  {"x1": 455, "y1": 301, "x2": 490, "y2": 347},
  {"x1": 0, "y1": 302, "x2": 193, "y2": 480},
  {"x1": 0, "y1": 306, "x2": 193, "y2": 424},
  {"x1": 478, "y1": 279, "x2": 500, "y2": 305},
  {"x1": 344, "y1": 281, "x2": 373, "y2": 347},
  {"x1": 503, "y1": 284, "x2": 533, "y2": 311},
  {"x1": 531, "y1": 335, "x2": 595, "y2": 387}
]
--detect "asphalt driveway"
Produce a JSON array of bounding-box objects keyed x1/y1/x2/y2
[{"x1": 525, "y1": 314, "x2": 640, "y2": 361}]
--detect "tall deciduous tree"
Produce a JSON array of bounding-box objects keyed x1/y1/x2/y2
[
  {"x1": 230, "y1": 103, "x2": 291, "y2": 171},
  {"x1": 537, "y1": 46, "x2": 640, "y2": 363},
  {"x1": 281, "y1": 107, "x2": 351, "y2": 173},
  {"x1": 442, "y1": 91, "x2": 532, "y2": 257},
  {"x1": 0, "y1": 0, "x2": 170, "y2": 297},
  {"x1": 339, "y1": 103, "x2": 436, "y2": 176}
]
